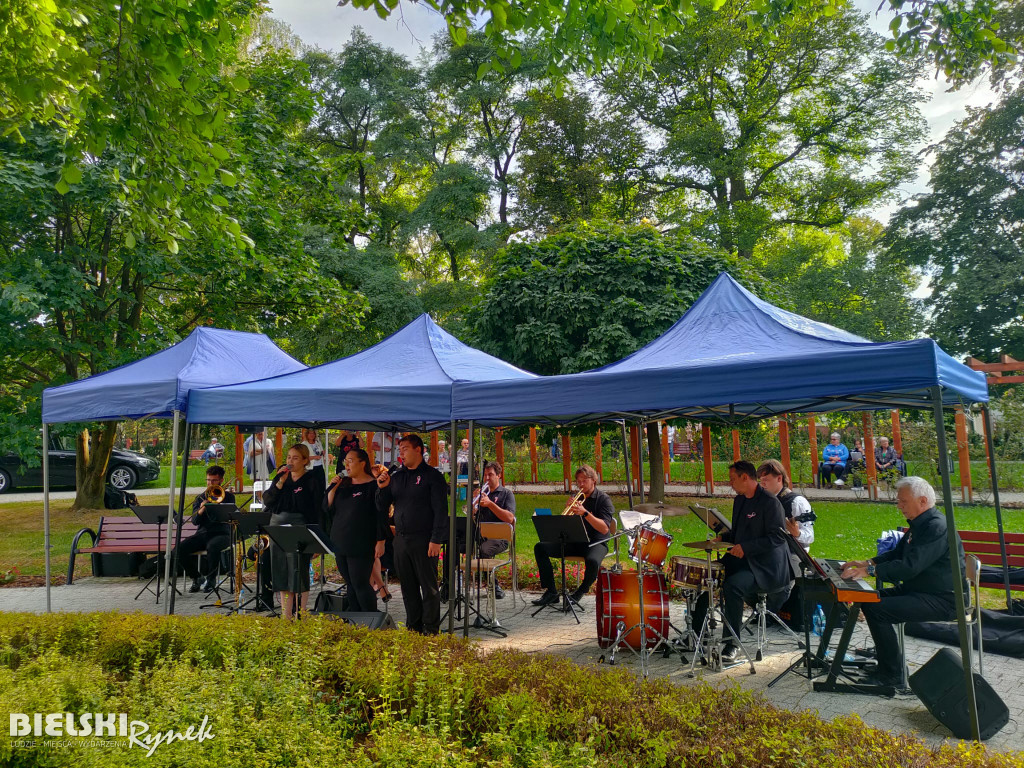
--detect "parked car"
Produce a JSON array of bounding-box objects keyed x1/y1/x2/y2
[{"x1": 0, "y1": 435, "x2": 160, "y2": 493}]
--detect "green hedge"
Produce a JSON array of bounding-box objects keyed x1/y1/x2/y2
[{"x1": 0, "y1": 614, "x2": 1018, "y2": 767}]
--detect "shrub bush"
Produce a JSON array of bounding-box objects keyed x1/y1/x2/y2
[{"x1": 0, "y1": 613, "x2": 1019, "y2": 767}]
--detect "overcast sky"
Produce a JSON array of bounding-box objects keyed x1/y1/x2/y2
[{"x1": 266, "y1": 0, "x2": 999, "y2": 223}]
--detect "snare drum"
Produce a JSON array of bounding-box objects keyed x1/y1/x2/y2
[
  {"x1": 669, "y1": 555, "x2": 723, "y2": 592},
  {"x1": 596, "y1": 568, "x2": 669, "y2": 649},
  {"x1": 629, "y1": 524, "x2": 673, "y2": 567}
]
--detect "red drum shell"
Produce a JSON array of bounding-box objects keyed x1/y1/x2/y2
[
  {"x1": 629, "y1": 526, "x2": 673, "y2": 567},
  {"x1": 596, "y1": 568, "x2": 669, "y2": 650}
]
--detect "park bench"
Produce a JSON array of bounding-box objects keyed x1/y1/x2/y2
[
  {"x1": 68, "y1": 516, "x2": 198, "y2": 583},
  {"x1": 188, "y1": 449, "x2": 206, "y2": 461},
  {"x1": 958, "y1": 529, "x2": 1024, "y2": 594}
]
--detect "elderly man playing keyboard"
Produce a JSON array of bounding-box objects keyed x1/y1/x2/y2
[{"x1": 841, "y1": 477, "x2": 966, "y2": 688}]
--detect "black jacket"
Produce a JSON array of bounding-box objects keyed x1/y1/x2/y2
[
  {"x1": 722, "y1": 485, "x2": 790, "y2": 592},
  {"x1": 375, "y1": 462, "x2": 448, "y2": 543},
  {"x1": 876, "y1": 507, "x2": 966, "y2": 596},
  {"x1": 190, "y1": 490, "x2": 235, "y2": 535}
]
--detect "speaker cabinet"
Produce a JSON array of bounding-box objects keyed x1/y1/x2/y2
[
  {"x1": 312, "y1": 591, "x2": 396, "y2": 630},
  {"x1": 909, "y1": 648, "x2": 1008, "y2": 740}
]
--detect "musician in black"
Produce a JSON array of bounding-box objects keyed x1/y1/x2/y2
[
  {"x1": 172, "y1": 465, "x2": 235, "y2": 594},
  {"x1": 459, "y1": 461, "x2": 516, "y2": 599},
  {"x1": 842, "y1": 476, "x2": 966, "y2": 687},
  {"x1": 532, "y1": 465, "x2": 614, "y2": 607},
  {"x1": 376, "y1": 434, "x2": 448, "y2": 634},
  {"x1": 325, "y1": 448, "x2": 387, "y2": 612},
  {"x1": 263, "y1": 443, "x2": 321, "y2": 619},
  {"x1": 717, "y1": 460, "x2": 790, "y2": 662}
]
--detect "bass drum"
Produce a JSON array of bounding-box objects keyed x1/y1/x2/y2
[{"x1": 596, "y1": 568, "x2": 669, "y2": 650}]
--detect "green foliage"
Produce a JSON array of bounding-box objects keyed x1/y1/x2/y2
[
  {"x1": 0, "y1": 613, "x2": 1017, "y2": 767},
  {"x1": 471, "y1": 221, "x2": 764, "y2": 375},
  {"x1": 335, "y1": 0, "x2": 1015, "y2": 84},
  {"x1": 886, "y1": 83, "x2": 1024, "y2": 360},
  {"x1": 600, "y1": 0, "x2": 928, "y2": 259},
  {"x1": 753, "y1": 218, "x2": 925, "y2": 341}
]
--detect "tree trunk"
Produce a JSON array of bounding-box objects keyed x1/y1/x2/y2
[
  {"x1": 71, "y1": 425, "x2": 118, "y2": 511},
  {"x1": 646, "y1": 422, "x2": 664, "y2": 502}
]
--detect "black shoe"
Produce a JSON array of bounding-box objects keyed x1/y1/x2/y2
[
  {"x1": 202, "y1": 577, "x2": 216, "y2": 594},
  {"x1": 532, "y1": 590, "x2": 558, "y2": 606},
  {"x1": 494, "y1": 583, "x2": 505, "y2": 600},
  {"x1": 188, "y1": 577, "x2": 202, "y2": 593},
  {"x1": 720, "y1": 643, "x2": 739, "y2": 663},
  {"x1": 438, "y1": 581, "x2": 449, "y2": 602},
  {"x1": 569, "y1": 588, "x2": 586, "y2": 604}
]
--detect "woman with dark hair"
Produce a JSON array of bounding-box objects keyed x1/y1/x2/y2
[
  {"x1": 756, "y1": 459, "x2": 814, "y2": 550},
  {"x1": 263, "y1": 443, "x2": 319, "y2": 619},
  {"x1": 334, "y1": 430, "x2": 361, "y2": 475},
  {"x1": 325, "y1": 448, "x2": 389, "y2": 611}
]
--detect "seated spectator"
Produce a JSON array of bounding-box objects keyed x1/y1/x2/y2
[
  {"x1": 847, "y1": 438, "x2": 867, "y2": 488},
  {"x1": 818, "y1": 432, "x2": 849, "y2": 486},
  {"x1": 874, "y1": 437, "x2": 906, "y2": 477},
  {"x1": 199, "y1": 437, "x2": 224, "y2": 465}
]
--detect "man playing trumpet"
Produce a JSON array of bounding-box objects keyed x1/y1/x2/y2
[{"x1": 532, "y1": 465, "x2": 615, "y2": 607}]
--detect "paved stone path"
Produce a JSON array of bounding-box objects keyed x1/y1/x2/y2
[{"x1": 4, "y1": 578, "x2": 1022, "y2": 754}]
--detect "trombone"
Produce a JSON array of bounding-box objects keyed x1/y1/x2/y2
[{"x1": 562, "y1": 490, "x2": 585, "y2": 515}]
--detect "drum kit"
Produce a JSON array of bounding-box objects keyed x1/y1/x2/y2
[{"x1": 595, "y1": 502, "x2": 755, "y2": 676}]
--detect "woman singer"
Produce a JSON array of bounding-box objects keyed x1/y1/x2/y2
[
  {"x1": 325, "y1": 449, "x2": 389, "y2": 611},
  {"x1": 263, "y1": 443, "x2": 320, "y2": 619}
]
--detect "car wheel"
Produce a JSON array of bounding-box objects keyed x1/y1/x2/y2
[
  {"x1": 0, "y1": 469, "x2": 11, "y2": 494},
  {"x1": 108, "y1": 465, "x2": 137, "y2": 490}
]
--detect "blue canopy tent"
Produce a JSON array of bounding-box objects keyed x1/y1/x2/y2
[
  {"x1": 40, "y1": 327, "x2": 306, "y2": 613},
  {"x1": 452, "y1": 272, "x2": 1000, "y2": 740},
  {"x1": 181, "y1": 314, "x2": 537, "y2": 627}
]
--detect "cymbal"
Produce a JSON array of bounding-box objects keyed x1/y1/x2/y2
[
  {"x1": 635, "y1": 502, "x2": 689, "y2": 517},
  {"x1": 681, "y1": 540, "x2": 731, "y2": 550}
]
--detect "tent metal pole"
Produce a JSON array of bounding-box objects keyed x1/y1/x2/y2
[
  {"x1": 464, "y1": 421, "x2": 475, "y2": 638},
  {"x1": 43, "y1": 422, "x2": 51, "y2": 614},
  {"x1": 981, "y1": 405, "x2": 1013, "y2": 609},
  {"x1": 448, "y1": 420, "x2": 458, "y2": 634},
  {"x1": 930, "y1": 386, "x2": 980, "y2": 741},
  {"x1": 162, "y1": 410, "x2": 181, "y2": 614},
  {"x1": 168, "y1": 422, "x2": 193, "y2": 616},
  {"x1": 620, "y1": 420, "x2": 634, "y2": 509},
  {"x1": 637, "y1": 421, "x2": 646, "y2": 505}
]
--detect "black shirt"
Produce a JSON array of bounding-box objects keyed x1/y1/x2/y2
[
  {"x1": 581, "y1": 488, "x2": 615, "y2": 544},
  {"x1": 875, "y1": 507, "x2": 966, "y2": 596},
  {"x1": 326, "y1": 480, "x2": 386, "y2": 558},
  {"x1": 262, "y1": 471, "x2": 320, "y2": 526},
  {"x1": 478, "y1": 486, "x2": 516, "y2": 525},
  {"x1": 190, "y1": 490, "x2": 235, "y2": 534},
  {"x1": 722, "y1": 484, "x2": 790, "y2": 591},
  {"x1": 376, "y1": 461, "x2": 448, "y2": 543}
]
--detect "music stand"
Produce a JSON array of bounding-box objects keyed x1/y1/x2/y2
[
  {"x1": 688, "y1": 504, "x2": 731, "y2": 534},
  {"x1": 767, "y1": 536, "x2": 829, "y2": 687},
  {"x1": 531, "y1": 514, "x2": 591, "y2": 623},
  {"x1": 131, "y1": 505, "x2": 172, "y2": 604},
  {"x1": 197, "y1": 503, "x2": 248, "y2": 611},
  {"x1": 265, "y1": 524, "x2": 335, "y2": 615}
]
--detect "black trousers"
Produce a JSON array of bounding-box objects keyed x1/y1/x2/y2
[
  {"x1": 722, "y1": 566, "x2": 791, "y2": 644},
  {"x1": 534, "y1": 541, "x2": 608, "y2": 595},
  {"x1": 818, "y1": 462, "x2": 847, "y2": 484},
  {"x1": 174, "y1": 530, "x2": 230, "y2": 579},
  {"x1": 862, "y1": 587, "x2": 956, "y2": 679},
  {"x1": 337, "y1": 555, "x2": 377, "y2": 613},
  {"x1": 394, "y1": 533, "x2": 440, "y2": 634}
]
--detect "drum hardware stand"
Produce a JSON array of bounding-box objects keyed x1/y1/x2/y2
[{"x1": 687, "y1": 541, "x2": 756, "y2": 677}]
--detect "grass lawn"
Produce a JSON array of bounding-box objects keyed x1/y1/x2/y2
[{"x1": 3, "y1": 493, "x2": 1020, "y2": 607}]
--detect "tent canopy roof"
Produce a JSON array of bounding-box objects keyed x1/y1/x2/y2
[
  {"x1": 186, "y1": 314, "x2": 537, "y2": 430},
  {"x1": 452, "y1": 273, "x2": 989, "y2": 426},
  {"x1": 41, "y1": 327, "x2": 306, "y2": 423}
]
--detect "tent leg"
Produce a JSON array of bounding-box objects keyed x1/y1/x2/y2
[
  {"x1": 637, "y1": 421, "x2": 646, "y2": 505},
  {"x1": 930, "y1": 387, "x2": 980, "y2": 741},
  {"x1": 981, "y1": 406, "x2": 1013, "y2": 610},
  {"x1": 168, "y1": 422, "x2": 192, "y2": 616},
  {"x1": 448, "y1": 421, "x2": 458, "y2": 634},
  {"x1": 464, "y1": 421, "x2": 475, "y2": 639},
  {"x1": 620, "y1": 421, "x2": 634, "y2": 509},
  {"x1": 43, "y1": 422, "x2": 51, "y2": 613},
  {"x1": 163, "y1": 411, "x2": 181, "y2": 614}
]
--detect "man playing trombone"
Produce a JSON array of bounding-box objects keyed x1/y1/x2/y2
[
  {"x1": 532, "y1": 465, "x2": 614, "y2": 607},
  {"x1": 172, "y1": 465, "x2": 236, "y2": 594}
]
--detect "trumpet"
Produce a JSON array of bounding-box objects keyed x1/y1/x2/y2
[
  {"x1": 562, "y1": 490, "x2": 585, "y2": 515},
  {"x1": 471, "y1": 482, "x2": 491, "y2": 514}
]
